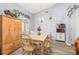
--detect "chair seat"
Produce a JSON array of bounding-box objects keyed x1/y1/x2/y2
[
  {"x1": 44, "y1": 42, "x2": 50, "y2": 48},
  {"x1": 23, "y1": 45, "x2": 35, "y2": 52}
]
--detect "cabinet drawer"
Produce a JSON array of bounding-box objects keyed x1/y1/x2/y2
[
  {"x1": 57, "y1": 33, "x2": 65, "y2": 36},
  {"x1": 3, "y1": 48, "x2": 14, "y2": 55},
  {"x1": 56, "y1": 33, "x2": 65, "y2": 41},
  {"x1": 3, "y1": 43, "x2": 14, "y2": 51},
  {"x1": 3, "y1": 43, "x2": 14, "y2": 54},
  {"x1": 3, "y1": 39, "x2": 13, "y2": 44}
]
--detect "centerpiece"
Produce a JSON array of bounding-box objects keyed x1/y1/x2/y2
[{"x1": 37, "y1": 26, "x2": 41, "y2": 35}]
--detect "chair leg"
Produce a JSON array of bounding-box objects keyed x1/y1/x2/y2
[
  {"x1": 43, "y1": 47, "x2": 52, "y2": 55},
  {"x1": 30, "y1": 52, "x2": 32, "y2": 55},
  {"x1": 22, "y1": 50, "x2": 26, "y2": 55}
]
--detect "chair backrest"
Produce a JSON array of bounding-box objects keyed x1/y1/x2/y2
[
  {"x1": 44, "y1": 34, "x2": 52, "y2": 47},
  {"x1": 21, "y1": 33, "x2": 33, "y2": 47}
]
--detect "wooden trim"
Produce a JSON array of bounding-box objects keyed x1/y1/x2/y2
[
  {"x1": 0, "y1": 15, "x2": 21, "y2": 21},
  {"x1": 0, "y1": 16, "x2": 2, "y2": 54},
  {"x1": 56, "y1": 40, "x2": 65, "y2": 42}
]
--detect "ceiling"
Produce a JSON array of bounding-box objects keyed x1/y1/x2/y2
[{"x1": 18, "y1": 3, "x2": 56, "y2": 14}]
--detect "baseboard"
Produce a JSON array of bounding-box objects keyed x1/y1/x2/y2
[{"x1": 56, "y1": 40, "x2": 65, "y2": 42}]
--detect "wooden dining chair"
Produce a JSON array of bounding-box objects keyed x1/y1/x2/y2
[
  {"x1": 21, "y1": 34, "x2": 35, "y2": 55},
  {"x1": 43, "y1": 34, "x2": 52, "y2": 55},
  {"x1": 31, "y1": 40, "x2": 42, "y2": 55}
]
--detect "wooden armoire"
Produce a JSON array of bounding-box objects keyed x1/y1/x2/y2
[{"x1": 0, "y1": 15, "x2": 22, "y2": 55}]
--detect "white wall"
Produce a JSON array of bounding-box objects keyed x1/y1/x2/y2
[
  {"x1": 0, "y1": 3, "x2": 31, "y2": 16},
  {"x1": 76, "y1": 8, "x2": 79, "y2": 40},
  {"x1": 32, "y1": 3, "x2": 75, "y2": 45},
  {"x1": 1, "y1": 3, "x2": 78, "y2": 45},
  {"x1": 66, "y1": 6, "x2": 79, "y2": 45}
]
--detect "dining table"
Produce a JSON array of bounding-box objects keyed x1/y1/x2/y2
[{"x1": 22, "y1": 31, "x2": 50, "y2": 54}]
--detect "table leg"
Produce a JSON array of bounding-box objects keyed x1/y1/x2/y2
[{"x1": 41, "y1": 43, "x2": 44, "y2": 55}]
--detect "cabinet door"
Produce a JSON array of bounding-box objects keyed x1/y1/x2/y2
[
  {"x1": 2, "y1": 16, "x2": 14, "y2": 54},
  {"x1": 14, "y1": 20, "x2": 21, "y2": 40},
  {"x1": 14, "y1": 20, "x2": 22, "y2": 49},
  {"x1": 9, "y1": 19, "x2": 15, "y2": 41},
  {"x1": 3, "y1": 17, "x2": 11, "y2": 44}
]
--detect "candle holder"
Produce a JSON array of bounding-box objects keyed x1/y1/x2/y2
[{"x1": 37, "y1": 26, "x2": 41, "y2": 35}]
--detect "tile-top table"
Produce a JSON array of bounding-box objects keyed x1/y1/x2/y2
[{"x1": 22, "y1": 31, "x2": 48, "y2": 42}]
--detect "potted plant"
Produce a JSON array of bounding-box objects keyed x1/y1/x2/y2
[{"x1": 4, "y1": 9, "x2": 20, "y2": 18}]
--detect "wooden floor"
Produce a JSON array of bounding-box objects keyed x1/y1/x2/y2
[
  {"x1": 11, "y1": 40, "x2": 76, "y2": 55},
  {"x1": 51, "y1": 41, "x2": 75, "y2": 55}
]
